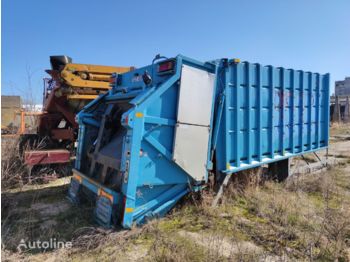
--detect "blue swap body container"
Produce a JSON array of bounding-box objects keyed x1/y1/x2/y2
[
  {"x1": 215, "y1": 59, "x2": 330, "y2": 173},
  {"x1": 68, "y1": 55, "x2": 330, "y2": 228}
]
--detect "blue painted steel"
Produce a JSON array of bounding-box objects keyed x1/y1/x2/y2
[
  {"x1": 69, "y1": 55, "x2": 330, "y2": 228},
  {"x1": 215, "y1": 60, "x2": 330, "y2": 173},
  {"x1": 95, "y1": 196, "x2": 114, "y2": 227},
  {"x1": 67, "y1": 177, "x2": 81, "y2": 203}
]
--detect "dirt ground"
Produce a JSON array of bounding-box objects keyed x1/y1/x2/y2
[{"x1": 1, "y1": 124, "x2": 350, "y2": 261}]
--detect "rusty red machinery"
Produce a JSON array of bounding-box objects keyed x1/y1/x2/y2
[{"x1": 23, "y1": 56, "x2": 134, "y2": 167}]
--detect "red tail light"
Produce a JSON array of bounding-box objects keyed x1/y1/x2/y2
[
  {"x1": 124, "y1": 115, "x2": 128, "y2": 125},
  {"x1": 158, "y1": 59, "x2": 175, "y2": 74}
]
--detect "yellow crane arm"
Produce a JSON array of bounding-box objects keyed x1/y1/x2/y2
[{"x1": 60, "y1": 63, "x2": 134, "y2": 90}]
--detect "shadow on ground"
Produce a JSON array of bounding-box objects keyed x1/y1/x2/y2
[{"x1": 1, "y1": 182, "x2": 95, "y2": 253}]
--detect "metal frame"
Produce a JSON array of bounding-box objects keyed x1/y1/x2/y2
[
  {"x1": 71, "y1": 55, "x2": 216, "y2": 228},
  {"x1": 215, "y1": 59, "x2": 330, "y2": 174},
  {"x1": 69, "y1": 55, "x2": 330, "y2": 228}
]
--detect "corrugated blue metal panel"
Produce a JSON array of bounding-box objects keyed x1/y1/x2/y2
[
  {"x1": 218, "y1": 61, "x2": 330, "y2": 173},
  {"x1": 72, "y1": 55, "x2": 330, "y2": 228}
]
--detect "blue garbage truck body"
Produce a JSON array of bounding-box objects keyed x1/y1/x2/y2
[{"x1": 68, "y1": 55, "x2": 330, "y2": 228}]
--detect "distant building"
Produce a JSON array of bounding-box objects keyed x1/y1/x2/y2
[
  {"x1": 22, "y1": 104, "x2": 43, "y2": 112},
  {"x1": 335, "y1": 77, "x2": 350, "y2": 96},
  {"x1": 1, "y1": 95, "x2": 21, "y2": 128},
  {"x1": 1, "y1": 96, "x2": 43, "y2": 133}
]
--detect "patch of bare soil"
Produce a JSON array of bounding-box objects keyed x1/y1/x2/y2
[
  {"x1": 31, "y1": 201, "x2": 70, "y2": 217},
  {"x1": 178, "y1": 230, "x2": 263, "y2": 258}
]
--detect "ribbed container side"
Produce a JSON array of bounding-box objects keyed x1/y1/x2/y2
[{"x1": 217, "y1": 61, "x2": 330, "y2": 173}]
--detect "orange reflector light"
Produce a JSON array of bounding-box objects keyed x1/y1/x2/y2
[
  {"x1": 98, "y1": 188, "x2": 114, "y2": 203},
  {"x1": 73, "y1": 174, "x2": 82, "y2": 183},
  {"x1": 125, "y1": 207, "x2": 134, "y2": 213},
  {"x1": 135, "y1": 112, "x2": 143, "y2": 118}
]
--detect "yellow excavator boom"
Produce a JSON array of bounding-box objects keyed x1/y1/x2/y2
[
  {"x1": 45, "y1": 56, "x2": 134, "y2": 102},
  {"x1": 60, "y1": 63, "x2": 134, "y2": 91}
]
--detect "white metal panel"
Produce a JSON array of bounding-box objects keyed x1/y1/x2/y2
[
  {"x1": 177, "y1": 65, "x2": 215, "y2": 126},
  {"x1": 173, "y1": 124, "x2": 210, "y2": 181}
]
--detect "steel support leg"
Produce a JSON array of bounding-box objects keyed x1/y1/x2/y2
[{"x1": 211, "y1": 173, "x2": 232, "y2": 207}]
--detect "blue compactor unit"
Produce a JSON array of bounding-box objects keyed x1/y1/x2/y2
[{"x1": 68, "y1": 55, "x2": 330, "y2": 228}]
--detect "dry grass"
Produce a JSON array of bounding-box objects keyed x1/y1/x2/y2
[
  {"x1": 1, "y1": 138, "x2": 28, "y2": 189},
  {"x1": 1, "y1": 140, "x2": 350, "y2": 261},
  {"x1": 330, "y1": 122, "x2": 350, "y2": 137},
  {"x1": 2, "y1": 166, "x2": 350, "y2": 261},
  {"x1": 1, "y1": 136, "x2": 70, "y2": 190},
  {"x1": 142, "y1": 166, "x2": 350, "y2": 261}
]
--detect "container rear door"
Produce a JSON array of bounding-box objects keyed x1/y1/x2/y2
[{"x1": 173, "y1": 65, "x2": 215, "y2": 181}]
